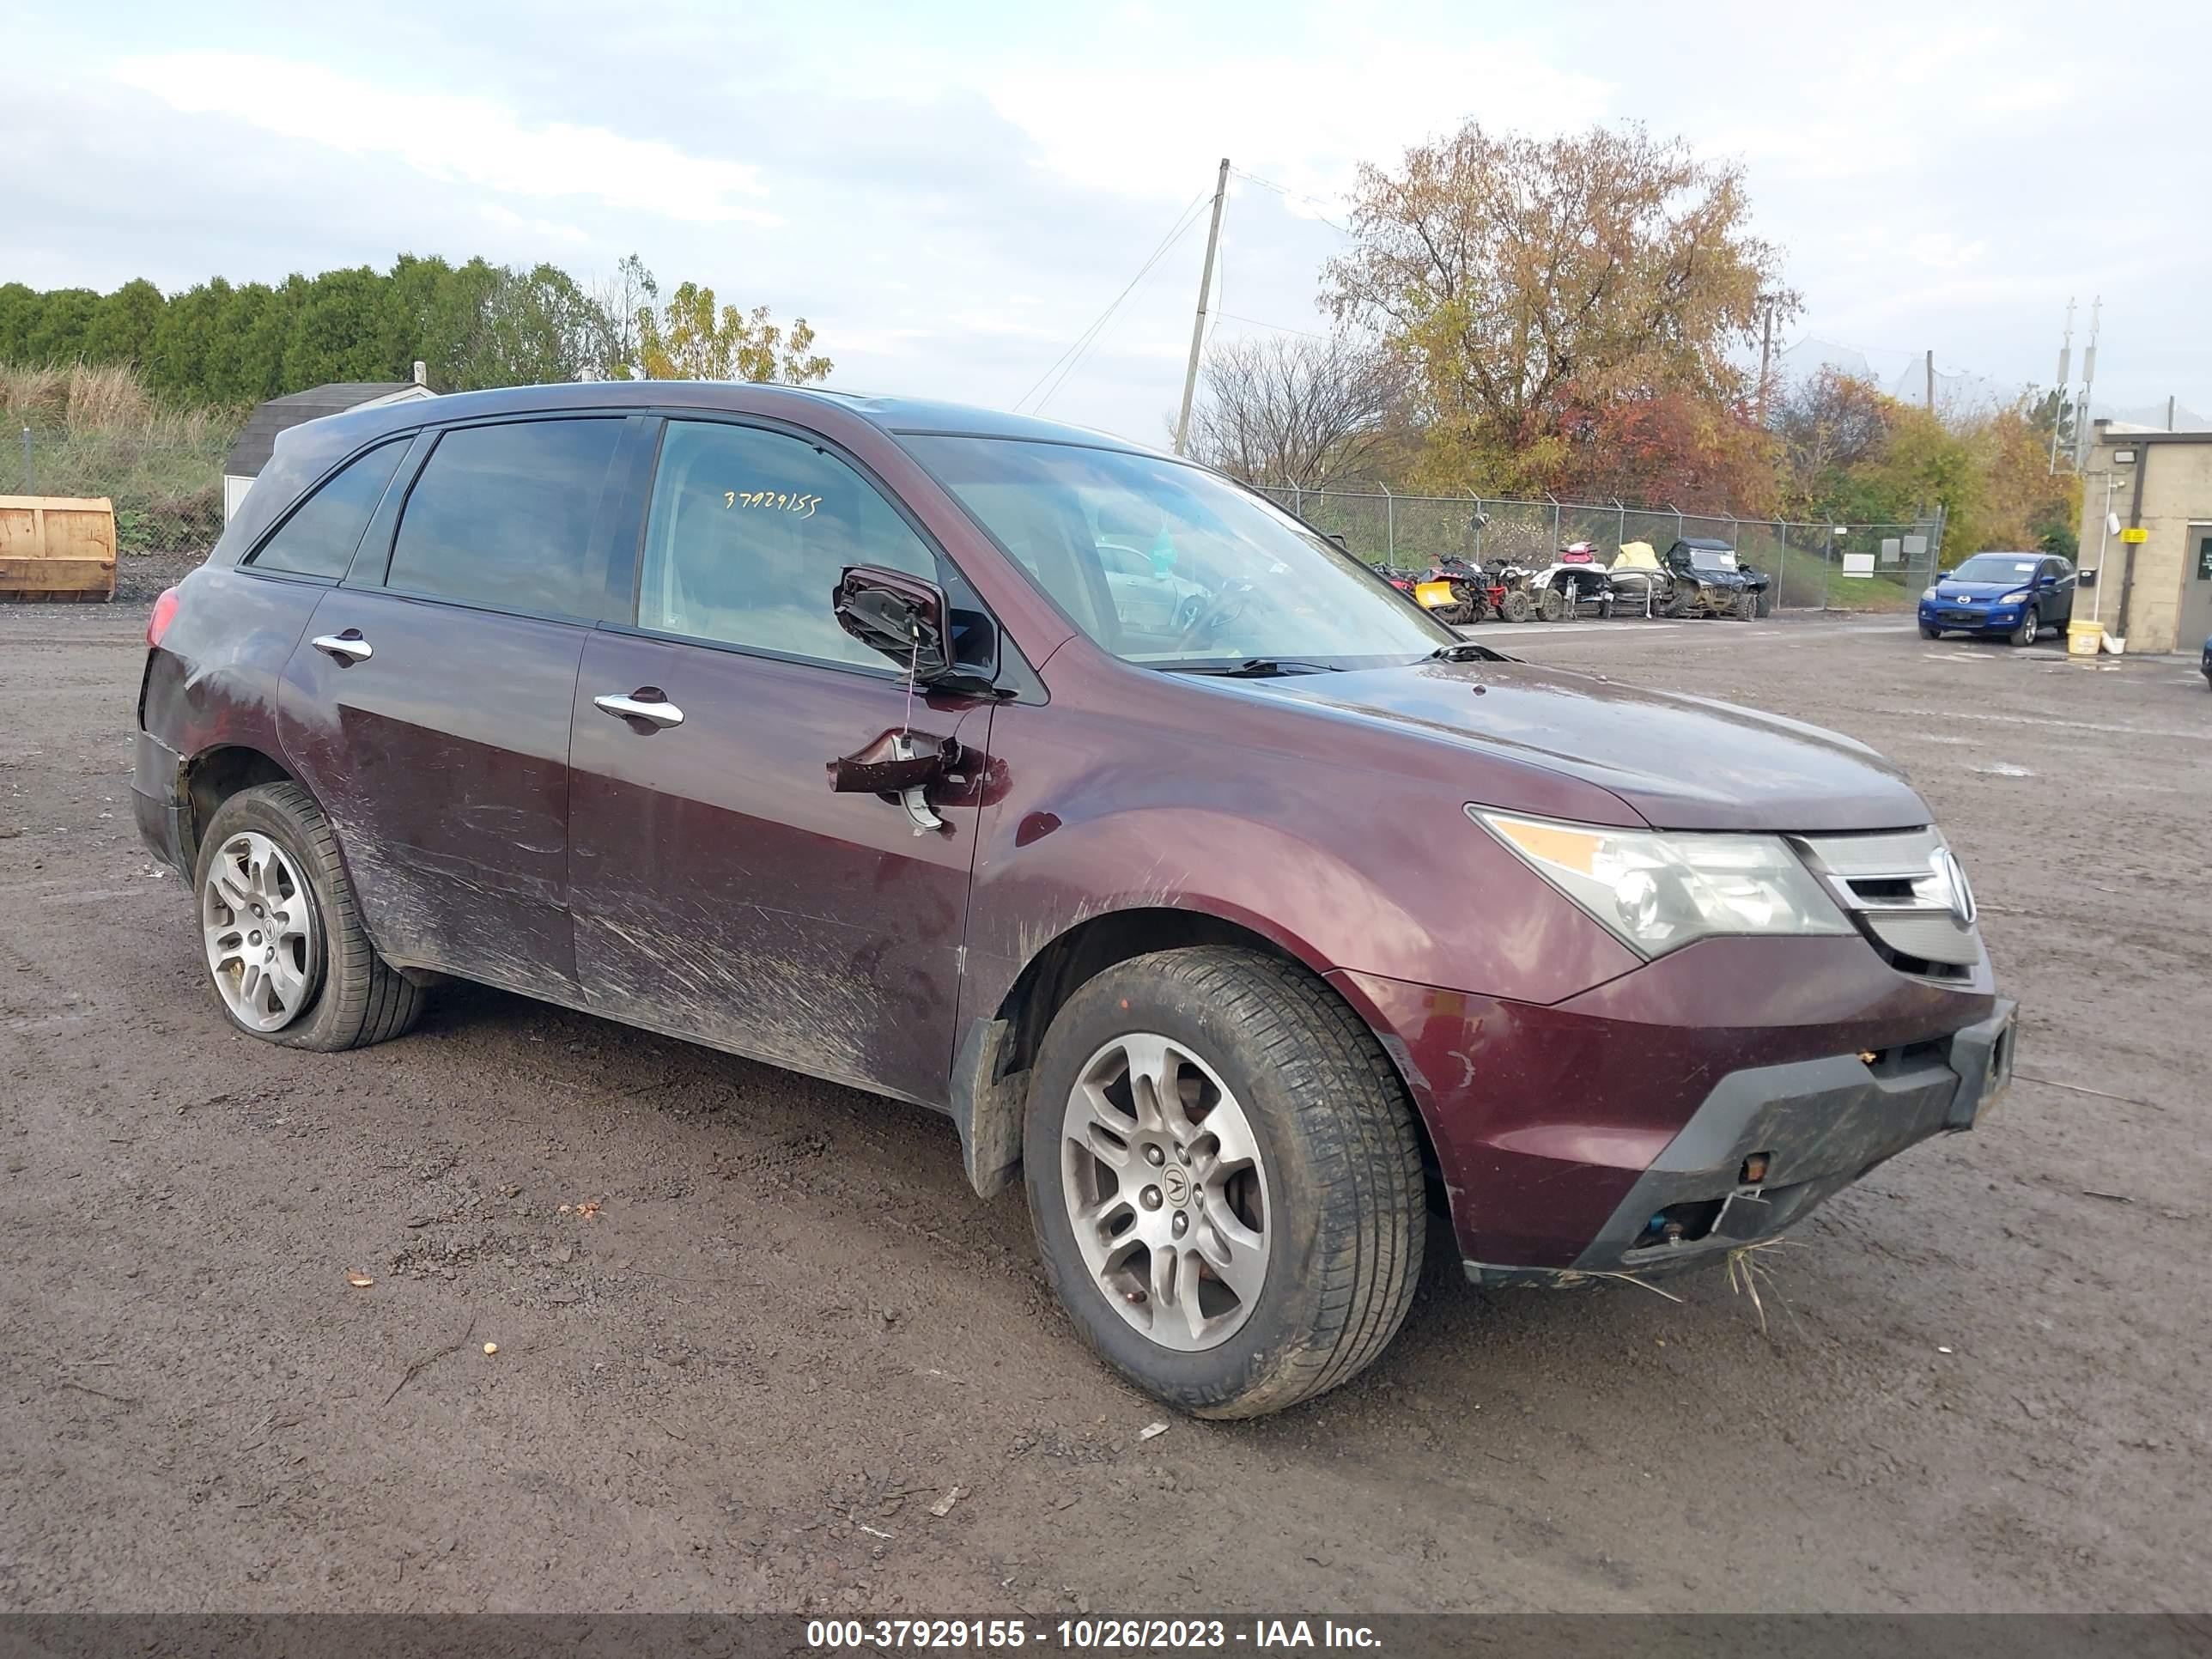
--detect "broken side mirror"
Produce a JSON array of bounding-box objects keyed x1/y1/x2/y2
[{"x1": 834, "y1": 565, "x2": 954, "y2": 683}]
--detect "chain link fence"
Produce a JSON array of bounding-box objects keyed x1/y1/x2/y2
[
  {"x1": 5, "y1": 425, "x2": 229, "y2": 557},
  {"x1": 1257, "y1": 483, "x2": 1943, "y2": 613}
]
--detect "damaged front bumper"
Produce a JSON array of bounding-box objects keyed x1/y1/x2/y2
[{"x1": 1469, "y1": 999, "x2": 2018, "y2": 1287}]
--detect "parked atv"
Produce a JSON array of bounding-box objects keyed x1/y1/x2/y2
[
  {"x1": 1487, "y1": 561, "x2": 1539, "y2": 623},
  {"x1": 1408, "y1": 555, "x2": 1492, "y2": 625}
]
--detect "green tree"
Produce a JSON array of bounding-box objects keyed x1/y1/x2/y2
[
  {"x1": 0, "y1": 283, "x2": 35, "y2": 361},
  {"x1": 83, "y1": 278, "x2": 168, "y2": 368},
  {"x1": 283, "y1": 266, "x2": 401, "y2": 387},
  {"x1": 25, "y1": 289, "x2": 100, "y2": 362},
  {"x1": 635, "y1": 281, "x2": 830, "y2": 384},
  {"x1": 147, "y1": 278, "x2": 236, "y2": 402}
]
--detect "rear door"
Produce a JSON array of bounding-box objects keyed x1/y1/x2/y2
[
  {"x1": 567, "y1": 415, "x2": 998, "y2": 1106},
  {"x1": 277, "y1": 414, "x2": 641, "y2": 1002}
]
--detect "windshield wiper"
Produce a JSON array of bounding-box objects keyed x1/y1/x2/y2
[{"x1": 1159, "y1": 658, "x2": 1341, "y2": 678}]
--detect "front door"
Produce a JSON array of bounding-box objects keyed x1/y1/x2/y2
[
  {"x1": 2180, "y1": 526, "x2": 2212, "y2": 653},
  {"x1": 2038, "y1": 556, "x2": 2077, "y2": 628},
  {"x1": 566, "y1": 416, "x2": 996, "y2": 1106},
  {"x1": 277, "y1": 416, "x2": 631, "y2": 1001}
]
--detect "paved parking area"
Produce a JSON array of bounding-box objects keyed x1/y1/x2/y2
[{"x1": 1, "y1": 598, "x2": 2205, "y2": 1613}]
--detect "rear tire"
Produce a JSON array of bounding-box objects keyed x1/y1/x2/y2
[
  {"x1": 1023, "y1": 947, "x2": 1425, "y2": 1419},
  {"x1": 193, "y1": 781, "x2": 424, "y2": 1051},
  {"x1": 1536, "y1": 588, "x2": 1566, "y2": 623}
]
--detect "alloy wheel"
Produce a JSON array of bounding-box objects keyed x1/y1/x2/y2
[
  {"x1": 1059, "y1": 1031, "x2": 1272, "y2": 1352},
  {"x1": 202, "y1": 830, "x2": 320, "y2": 1031}
]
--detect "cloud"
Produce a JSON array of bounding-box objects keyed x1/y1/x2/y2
[
  {"x1": 969, "y1": 40, "x2": 1610, "y2": 205},
  {"x1": 112, "y1": 52, "x2": 779, "y2": 226}
]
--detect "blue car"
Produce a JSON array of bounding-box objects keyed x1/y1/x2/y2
[
  {"x1": 1919, "y1": 551, "x2": 2076, "y2": 646},
  {"x1": 2203, "y1": 633, "x2": 2210, "y2": 690}
]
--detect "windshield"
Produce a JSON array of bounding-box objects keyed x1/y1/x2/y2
[
  {"x1": 902, "y1": 436, "x2": 1455, "y2": 668},
  {"x1": 1948, "y1": 555, "x2": 2040, "y2": 583},
  {"x1": 1686, "y1": 549, "x2": 1736, "y2": 572}
]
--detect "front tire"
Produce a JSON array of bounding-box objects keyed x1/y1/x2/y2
[
  {"x1": 193, "y1": 781, "x2": 424, "y2": 1050},
  {"x1": 1024, "y1": 947, "x2": 1425, "y2": 1419},
  {"x1": 2009, "y1": 616, "x2": 2036, "y2": 647},
  {"x1": 1499, "y1": 590, "x2": 1534, "y2": 623},
  {"x1": 1920, "y1": 624, "x2": 1942, "y2": 640}
]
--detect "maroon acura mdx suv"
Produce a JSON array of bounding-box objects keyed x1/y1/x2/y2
[{"x1": 135, "y1": 383, "x2": 2014, "y2": 1418}]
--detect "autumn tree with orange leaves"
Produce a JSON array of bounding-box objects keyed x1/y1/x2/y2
[{"x1": 1322, "y1": 121, "x2": 1790, "y2": 509}]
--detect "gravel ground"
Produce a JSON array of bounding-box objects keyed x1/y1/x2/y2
[{"x1": 1, "y1": 580, "x2": 2206, "y2": 1614}]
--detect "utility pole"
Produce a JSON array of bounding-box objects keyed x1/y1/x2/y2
[
  {"x1": 1173, "y1": 157, "x2": 1231, "y2": 458},
  {"x1": 2050, "y1": 297, "x2": 2074, "y2": 475},
  {"x1": 1924, "y1": 349, "x2": 1936, "y2": 413},
  {"x1": 1755, "y1": 303, "x2": 1774, "y2": 424},
  {"x1": 2075, "y1": 295, "x2": 2100, "y2": 470}
]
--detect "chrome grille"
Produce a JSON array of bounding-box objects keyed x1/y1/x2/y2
[{"x1": 1793, "y1": 828, "x2": 1981, "y2": 973}]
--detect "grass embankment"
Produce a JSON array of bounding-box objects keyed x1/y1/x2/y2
[{"x1": 1, "y1": 363, "x2": 239, "y2": 554}]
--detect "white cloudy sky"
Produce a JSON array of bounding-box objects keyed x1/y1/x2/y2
[{"x1": 6, "y1": 0, "x2": 2207, "y2": 441}]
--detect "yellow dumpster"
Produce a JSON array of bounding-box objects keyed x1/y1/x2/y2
[{"x1": 2067, "y1": 619, "x2": 2103, "y2": 658}]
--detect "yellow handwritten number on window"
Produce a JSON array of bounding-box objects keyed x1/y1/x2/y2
[{"x1": 721, "y1": 489, "x2": 821, "y2": 520}]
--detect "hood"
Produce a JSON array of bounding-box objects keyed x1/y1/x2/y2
[
  {"x1": 1683, "y1": 565, "x2": 1751, "y2": 588},
  {"x1": 1249, "y1": 659, "x2": 1928, "y2": 833},
  {"x1": 1932, "y1": 579, "x2": 2031, "y2": 599}
]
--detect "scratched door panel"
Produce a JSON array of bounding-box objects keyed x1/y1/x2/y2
[
  {"x1": 568, "y1": 629, "x2": 985, "y2": 1107},
  {"x1": 276, "y1": 587, "x2": 588, "y2": 998}
]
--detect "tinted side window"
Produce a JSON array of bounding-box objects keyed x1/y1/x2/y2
[
  {"x1": 247, "y1": 440, "x2": 408, "y2": 579},
  {"x1": 637, "y1": 420, "x2": 960, "y2": 670},
  {"x1": 387, "y1": 419, "x2": 623, "y2": 618}
]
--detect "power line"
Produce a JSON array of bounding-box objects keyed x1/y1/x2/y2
[
  {"x1": 1229, "y1": 167, "x2": 1352, "y2": 235},
  {"x1": 1016, "y1": 191, "x2": 1210, "y2": 413},
  {"x1": 1034, "y1": 209, "x2": 1207, "y2": 415},
  {"x1": 1216, "y1": 311, "x2": 1331, "y2": 342}
]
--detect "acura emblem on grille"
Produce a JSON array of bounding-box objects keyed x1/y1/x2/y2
[{"x1": 1927, "y1": 848, "x2": 1977, "y2": 927}]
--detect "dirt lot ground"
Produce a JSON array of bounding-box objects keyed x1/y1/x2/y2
[{"x1": 1, "y1": 587, "x2": 2205, "y2": 1616}]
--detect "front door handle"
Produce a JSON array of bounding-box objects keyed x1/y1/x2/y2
[
  {"x1": 594, "y1": 689, "x2": 685, "y2": 729},
  {"x1": 311, "y1": 631, "x2": 373, "y2": 664}
]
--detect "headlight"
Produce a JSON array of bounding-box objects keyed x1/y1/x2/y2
[
  {"x1": 1921, "y1": 587, "x2": 1938, "y2": 602},
  {"x1": 1471, "y1": 810, "x2": 1854, "y2": 957},
  {"x1": 2000, "y1": 589, "x2": 2032, "y2": 605}
]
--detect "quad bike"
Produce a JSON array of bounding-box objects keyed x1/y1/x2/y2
[
  {"x1": 1487, "y1": 561, "x2": 1538, "y2": 623},
  {"x1": 1408, "y1": 555, "x2": 1496, "y2": 624}
]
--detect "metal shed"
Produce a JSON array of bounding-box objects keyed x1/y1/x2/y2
[{"x1": 222, "y1": 374, "x2": 437, "y2": 522}]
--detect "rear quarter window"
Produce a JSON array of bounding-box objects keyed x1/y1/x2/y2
[
  {"x1": 245, "y1": 439, "x2": 409, "y2": 580},
  {"x1": 386, "y1": 419, "x2": 624, "y2": 619}
]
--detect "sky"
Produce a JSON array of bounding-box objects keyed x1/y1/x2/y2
[{"x1": 5, "y1": 0, "x2": 2208, "y2": 444}]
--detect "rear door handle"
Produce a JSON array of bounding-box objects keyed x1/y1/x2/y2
[
  {"x1": 594, "y1": 690, "x2": 685, "y2": 729},
  {"x1": 311, "y1": 631, "x2": 373, "y2": 664}
]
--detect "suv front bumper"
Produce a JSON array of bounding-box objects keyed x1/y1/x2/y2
[
  {"x1": 1491, "y1": 999, "x2": 2014, "y2": 1284},
  {"x1": 1334, "y1": 933, "x2": 2007, "y2": 1280}
]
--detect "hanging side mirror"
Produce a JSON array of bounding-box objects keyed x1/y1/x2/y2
[{"x1": 833, "y1": 565, "x2": 954, "y2": 682}]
